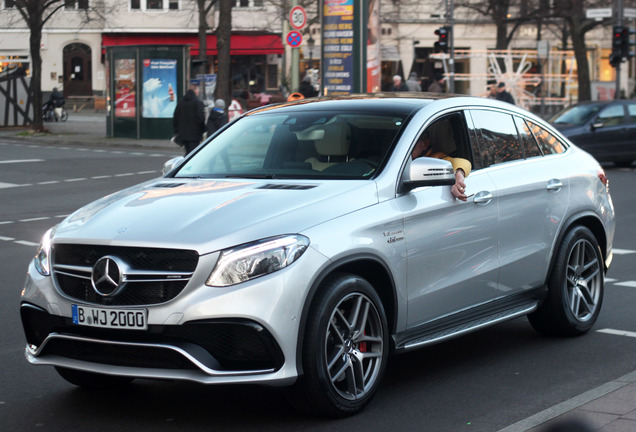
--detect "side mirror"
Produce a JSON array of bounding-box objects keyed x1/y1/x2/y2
[
  {"x1": 591, "y1": 122, "x2": 604, "y2": 131},
  {"x1": 400, "y1": 157, "x2": 456, "y2": 192},
  {"x1": 162, "y1": 156, "x2": 184, "y2": 175}
]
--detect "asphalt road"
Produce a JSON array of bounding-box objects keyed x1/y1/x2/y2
[{"x1": 1, "y1": 140, "x2": 635, "y2": 431}]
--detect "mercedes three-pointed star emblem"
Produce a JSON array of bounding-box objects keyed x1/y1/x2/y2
[{"x1": 91, "y1": 256, "x2": 126, "y2": 296}]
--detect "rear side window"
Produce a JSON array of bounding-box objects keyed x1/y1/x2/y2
[
  {"x1": 597, "y1": 104, "x2": 626, "y2": 126},
  {"x1": 514, "y1": 117, "x2": 543, "y2": 158},
  {"x1": 627, "y1": 103, "x2": 636, "y2": 124},
  {"x1": 527, "y1": 121, "x2": 566, "y2": 155},
  {"x1": 470, "y1": 110, "x2": 524, "y2": 167}
]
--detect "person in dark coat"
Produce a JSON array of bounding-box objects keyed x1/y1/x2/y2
[
  {"x1": 206, "y1": 98, "x2": 229, "y2": 137},
  {"x1": 45, "y1": 87, "x2": 65, "y2": 121},
  {"x1": 173, "y1": 84, "x2": 206, "y2": 155},
  {"x1": 495, "y1": 82, "x2": 515, "y2": 105},
  {"x1": 298, "y1": 75, "x2": 318, "y2": 98},
  {"x1": 427, "y1": 74, "x2": 446, "y2": 93},
  {"x1": 391, "y1": 75, "x2": 408, "y2": 91}
]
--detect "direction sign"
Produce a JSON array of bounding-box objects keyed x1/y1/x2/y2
[
  {"x1": 585, "y1": 8, "x2": 612, "y2": 19},
  {"x1": 287, "y1": 30, "x2": 303, "y2": 48},
  {"x1": 289, "y1": 6, "x2": 307, "y2": 30}
]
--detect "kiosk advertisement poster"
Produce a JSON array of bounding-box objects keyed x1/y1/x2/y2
[
  {"x1": 323, "y1": 0, "x2": 355, "y2": 95},
  {"x1": 142, "y1": 59, "x2": 177, "y2": 118},
  {"x1": 197, "y1": 74, "x2": 217, "y2": 104},
  {"x1": 114, "y1": 59, "x2": 136, "y2": 118},
  {"x1": 366, "y1": 0, "x2": 381, "y2": 93}
]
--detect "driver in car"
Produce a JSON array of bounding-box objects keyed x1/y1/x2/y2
[{"x1": 411, "y1": 130, "x2": 471, "y2": 201}]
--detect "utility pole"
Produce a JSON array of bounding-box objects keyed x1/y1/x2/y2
[
  {"x1": 616, "y1": 0, "x2": 623, "y2": 99},
  {"x1": 290, "y1": 0, "x2": 300, "y2": 93},
  {"x1": 447, "y1": 0, "x2": 455, "y2": 93}
]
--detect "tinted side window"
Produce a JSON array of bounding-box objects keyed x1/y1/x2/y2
[
  {"x1": 597, "y1": 104, "x2": 626, "y2": 126},
  {"x1": 470, "y1": 110, "x2": 523, "y2": 167},
  {"x1": 527, "y1": 121, "x2": 566, "y2": 155},
  {"x1": 627, "y1": 103, "x2": 636, "y2": 124},
  {"x1": 514, "y1": 116, "x2": 543, "y2": 158}
]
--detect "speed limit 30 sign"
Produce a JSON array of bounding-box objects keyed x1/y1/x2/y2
[{"x1": 289, "y1": 6, "x2": 306, "y2": 30}]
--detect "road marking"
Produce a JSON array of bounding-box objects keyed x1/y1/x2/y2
[
  {"x1": 0, "y1": 182, "x2": 21, "y2": 189},
  {"x1": 37, "y1": 181, "x2": 60, "y2": 185},
  {"x1": 0, "y1": 236, "x2": 15, "y2": 241},
  {"x1": 613, "y1": 248, "x2": 636, "y2": 255},
  {"x1": 14, "y1": 240, "x2": 38, "y2": 247},
  {"x1": 615, "y1": 281, "x2": 636, "y2": 288},
  {"x1": 19, "y1": 217, "x2": 50, "y2": 222},
  {"x1": 64, "y1": 178, "x2": 87, "y2": 182},
  {"x1": 0, "y1": 159, "x2": 44, "y2": 164},
  {"x1": 597, "y1": 328, "x2": 636, "y2": 338}
]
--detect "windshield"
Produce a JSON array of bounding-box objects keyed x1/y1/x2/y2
[
  {"x1": 175, "y1": 111, "x2": 406, "y2": 180},
  {"x1": 550, "y1": 104, "x2": 602, "y2": 126}
]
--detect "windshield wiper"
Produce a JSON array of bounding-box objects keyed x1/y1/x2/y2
[{"x1": 223, "y1": 174, "x2": 278, "y2": 179}]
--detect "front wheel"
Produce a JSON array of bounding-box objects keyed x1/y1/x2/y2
[
  {"x1": 288, "y1": 273, "x2": 389, "y2": 417},
  {"x1": 529, "y1": 225, "x2": 604, "y2": 336}
]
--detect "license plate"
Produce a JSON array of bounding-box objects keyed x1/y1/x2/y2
[{"x1": 72, "y1": 304, "x2": 148, "y2": 330}]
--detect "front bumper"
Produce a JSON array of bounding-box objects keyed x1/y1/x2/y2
[{"x1": 20, "y1": 246, "x2": 328, "y2": 386}]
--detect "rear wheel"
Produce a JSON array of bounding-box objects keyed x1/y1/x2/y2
[
  {"x1": 529, "y1": 225, "x2": 604, "y2": 336},
  {"x1": 60, "y1": 109, "x2": 68, "y2": 122},
  {"x1": 55, "y1": 367, "x2": 133, "y2": 389},
  {"x1": 288, "y1": 273, "x2": 389, "y2": 417}
]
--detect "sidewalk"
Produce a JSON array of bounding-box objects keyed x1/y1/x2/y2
[
  {"x1": 2, "y1": 111, "x2": 636, "y2": 432},
  {"x1": 0, "y1": 110, "x2": 179, "y2": 152}
]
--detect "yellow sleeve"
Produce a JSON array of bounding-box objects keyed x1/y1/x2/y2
[{"x1": 442, "y1": 156, "x2": 472, "y2": 177}]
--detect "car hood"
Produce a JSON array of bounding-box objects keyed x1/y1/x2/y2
[{"x1": 53, "y1": 178, "x2": 378, "y2": 254}]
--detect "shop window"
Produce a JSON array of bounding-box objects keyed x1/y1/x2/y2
[
  {"x1": 147, "y1": 0, "x2": 163, "y2": 9},
  {"x1": 131, "y1": 0, "x2": 140, "y2": 9},
  {"x1": 169, "y1": 0, "x2": 178, "y2": 9},
  {"x1": 235, "y1": 0, "x2": 263, "y2": 7},
  {"x1": 4, "y1": 0, "x2": 16, "y2": 8},
  {"x1": 65, "y1": 0, "x2": 89, "y2": 9}
]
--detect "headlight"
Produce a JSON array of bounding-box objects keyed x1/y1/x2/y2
[
  {"x1": 34, "y1": 228, "x2": 54, "y2": 276},
  {"x1": 206, "y1": 235, "x2": 309, "y2": 287}
]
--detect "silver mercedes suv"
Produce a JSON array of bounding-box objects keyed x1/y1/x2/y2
[{"x1": 21, "y1": 94, "x2": 615, "y2": 417}]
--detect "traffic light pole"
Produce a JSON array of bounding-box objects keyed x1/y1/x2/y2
[
  {"x1": 615, "y1": 0, "x2": 623, "y2": 99},
  {"x1": 447, "y1": 0, "x2": 455, "y2": 94}
]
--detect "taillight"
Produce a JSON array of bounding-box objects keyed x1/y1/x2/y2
[{"x1": 598, "y1": 167, "x2": 610, "y2": 191}]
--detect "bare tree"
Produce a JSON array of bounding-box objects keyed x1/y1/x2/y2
[{"x1": 216, "y1": 0, "x2": 232, "y2": 107}]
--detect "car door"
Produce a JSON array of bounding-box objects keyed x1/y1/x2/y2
[
  {"x1": 584, "y1": 103, "x2": 627, "y2": 161},
  {"x1": 470, "y1": 109, "x2": 569, "y2": 295},
  {"x1": 399, "y1": 113, "x2": 500, "y2": 329}
]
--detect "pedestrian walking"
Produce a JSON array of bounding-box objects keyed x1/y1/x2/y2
[
  {"x1": 406, "y1": 72, "x2": 421, "y2": 92},
  {"x1": 298, "y1": 75, "x2": 318, "y2": 98},
  {"x1": 391, "y1": 75, "x2": 408, "y2": 92},
  {"x1": 173, "y1": 83, "x2": 206, "y2": 155},
  {"x1": 495, "y1": 82, "x2": 515, "y2": 105},
  {"x1": 427, "y1": 74, "x2": 446, "y2": 93},
  {"x1": 206, "y1": 98, "x2": 229, "y2": 137}
]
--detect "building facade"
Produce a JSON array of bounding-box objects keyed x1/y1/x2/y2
[{"x1": 0, "y1": 0, "x2": 633, "y2": 110}]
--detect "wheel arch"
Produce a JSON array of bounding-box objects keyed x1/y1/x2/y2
[
  {"x1": 295, "y1": 254, "x2": 397, "y2": 376},
  {"x1": 548, "y1": 212, "x2": 608, "y2": 281}
]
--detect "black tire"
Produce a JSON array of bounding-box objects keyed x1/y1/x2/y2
[
  {"x1": 287, "y1": 273, "x2": 389, "y2": 417},
  {"x1": 55, "y1": 367, "x2": 134, "y2": 389},
  {"x1": 528, "y1": 226, "x2": 604, "y2": 337}
]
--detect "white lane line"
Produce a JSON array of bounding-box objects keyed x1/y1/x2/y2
[
  {"x1": 613, "y1": 248, "x2": 636, "y2": 255},
  {"x1": 91, "y1": 175, "x2": 111, "y2": 179},
  {"x1": 0, "y1": 182, "x2": 21, "y2": 189},
  {"x1": 0, "y1": 159, "x2": 45, "y2": 164},
  {"x1": 14, "y1": 240, "x2": 38, "y2": 247},
  {"x1": 64, "y1": 178, "x2": 87, "y2": 182},
  {"x1": 37, "y1": 181, "x2": 60, "y2": 185},
  {"x1": 606, "y1": 277, "x2": 617, "y2": 283},
  {"x1": 597, "y1": 328, "x2": 636, "y2": 338},
  {"x1": 0, "y1": 221, "x2": 14, "y2": 225},
  {"x1": 19, "y1": 217, "x2": 50, "y2": 222},
  {"x1": 114, "y1": 173, "x2": 134, "y2": 177},
  {"x1": 615, "y1": 281, "x2": 636, "y2": 288},
  {"x1": 0, "y1": 236, "x2": 15, "y2": 241}
]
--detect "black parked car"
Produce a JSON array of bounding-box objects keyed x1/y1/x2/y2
[{"x1": 550, "y1": 100, "x2": 636, "y2": 167}]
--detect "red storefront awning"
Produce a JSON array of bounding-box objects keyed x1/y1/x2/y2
[{"x1": 102, "y1": 33, "x2": 284, "y2": 56}]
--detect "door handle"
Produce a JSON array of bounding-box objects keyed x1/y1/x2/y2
[
  {"x1": 473, "y1": 191, "x2": 493, "y2": 205},
  {"x1": 547, "y1": 179, "x2": 563, "y2": 192}
]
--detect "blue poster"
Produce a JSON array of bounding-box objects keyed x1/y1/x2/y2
[{"x1": 142, "y1": 59, "x2": 178, "y2": 118}]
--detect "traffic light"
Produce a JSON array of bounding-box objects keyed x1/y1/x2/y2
[
  {"x1": 611, "y1": 25, "x2": 635, "y2": 68},
  {"x1": 434, "y1": 26, "x2": 450, "y2": 53}
]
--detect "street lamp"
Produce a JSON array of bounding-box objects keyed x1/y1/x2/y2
[{"x1": 307, "y1": 32, "x2": 315, "y2": 71}]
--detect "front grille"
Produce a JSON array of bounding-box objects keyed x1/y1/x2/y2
[
  {"x1": 21, "y1": 305, "x2": 284, "y2": 373},
  {"x1": 52, "y1": 244, "x2": 199, "y2": 306}
]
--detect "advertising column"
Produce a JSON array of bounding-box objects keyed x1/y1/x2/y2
[{"x1": 321, "y1": 0, "x2": 381, "y2": 95}]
